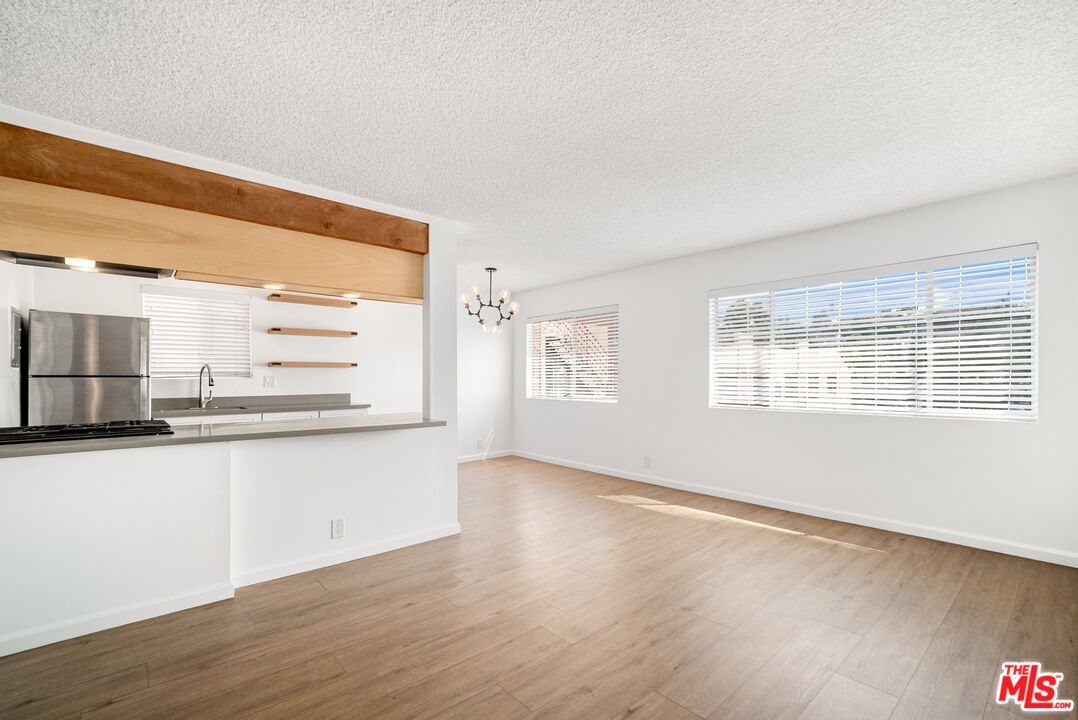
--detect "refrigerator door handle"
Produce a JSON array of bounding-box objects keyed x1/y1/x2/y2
[{"x1": 141, "y1": 378, "x2": 150, "y2": 421}]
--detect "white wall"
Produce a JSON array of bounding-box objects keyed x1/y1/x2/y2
[
  {"x1": 423, "y1": 218, "x2": 461, "y2": 530},
  {"x1": 456, "y1": 269, "x2": 514, "y2": 460},
  {"x1": 21, "y1": 266, "x2": 423, "y2": 412},
  {"x1": 231, "y1": 428, "x2": 455, "y2": 586},
  {"x1": 0, "y1": 443, "x2": 232, "y2": 656},
  {"x1": 0, "y1": 261, "x2": 33, "y2": 426},
  {"x1": 511, "y1": 173, "x2": 1078, "y2": 567}
]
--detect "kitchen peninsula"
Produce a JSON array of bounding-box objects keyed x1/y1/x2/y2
[
  {"x1": 0, "y1": 409, "x2": 454, "y2": 657},
  {"x1": 0, "y1": 113, "x2": 458, "y2": 658},
  {"x1": 0, "y1": 412, "x2": 444, "y2": 458}
]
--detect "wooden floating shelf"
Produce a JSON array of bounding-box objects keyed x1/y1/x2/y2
[
  {"x1": 268, "y1": 327, "x2": 357, "y2": 338},
  {"x1": 267, "y1": 293, "x2": 357, "y2": 308},
  {"x1": 267, "y1": 362, "x2": 358, "y2": 368}
]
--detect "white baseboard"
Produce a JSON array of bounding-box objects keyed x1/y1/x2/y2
[
  {"x1": 0, "y1": 582, "x2": 235, "y2": 658},
  {"x1": 457, "y1": 450, "x2": 513, "y2": 463},
  {"x1": 511, "y1": 450, "x2": 1078, "y2": 569},
  {"x1": 232, "y1": 522, "x2": 463, "y2": 587}
]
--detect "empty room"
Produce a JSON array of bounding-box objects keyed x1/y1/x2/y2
[{"x1": 1, "y1": 2, "x2": 1076, "y2": 719}]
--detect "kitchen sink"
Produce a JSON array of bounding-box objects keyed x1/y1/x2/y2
[
  {"x1": 161, "y1": 407, "x2": 263, "y2": 427},
  {"x1": 163, "y1": 405, "x2": 250, "y2": 415}
]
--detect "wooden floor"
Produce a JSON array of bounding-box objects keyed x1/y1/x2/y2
[{"x1": 2, "y1": 456, "x2": 1075, "y2": 720}]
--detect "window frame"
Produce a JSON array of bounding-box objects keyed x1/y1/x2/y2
[
  {"x1": 707, "y1": 245, "x2": 1038, "y2": 422},
  {"x1": 525, "y1": 305, "x2": 620, "y2": 403}
]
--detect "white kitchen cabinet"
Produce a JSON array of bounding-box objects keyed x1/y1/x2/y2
[
  {"x1": 261, "y1": 410, "x2": 320, "y2": 422},
  {"x1": 318, "y1": 408, "x2": 369, "y2": 418},
  {"x1": 164, "y1": 413, "x2": 263, "y2": 427}
]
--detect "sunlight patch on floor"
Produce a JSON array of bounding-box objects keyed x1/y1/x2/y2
[{"x1": 598, "y1": 494, "x2": 884, "y2": 552}]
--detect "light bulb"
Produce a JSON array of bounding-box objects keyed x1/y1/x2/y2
[
  {"x1": 461, "y1": 293, "x2": 470, "y2": 307},
  {"x1": 492, "y1": 324, "x2": 501, "y2": 335},
  {"x1": 509, "y1": 301, "x2": 520, "y2": 315},
  {"x1": 481, "y1": 322, "x2": 490, "y2": 333},
  {"x1": 498, "y1": 290, "x2": 509, "y2": 304},
  {"x1": 65, "y1": 257, "x2": 96, "y2": 270},
  {"x1": 472, "y1": 286, "x2": 481, "y2": 300}
]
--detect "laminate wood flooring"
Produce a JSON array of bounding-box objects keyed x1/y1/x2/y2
[{"x1": 1, "y1": 456, "x2": 1074, "y2": 719}]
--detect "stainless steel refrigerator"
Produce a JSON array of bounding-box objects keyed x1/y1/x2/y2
[{"x1": 25, "y1": 310, "x2": 151, "y2": 425}]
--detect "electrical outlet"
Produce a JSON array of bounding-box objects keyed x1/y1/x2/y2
[
  {"x1": 643, "y1": 456, "x2": 652, "y2": 470},
  {"x1": 476, "y1": 439, "x2": 484, "y2": 450},
  {"x1": 330, "y1": 518, "x2": 345, "y2": 540},
  {"x1": 263, "y1": 375, "x2": 277, "y2": 388}
]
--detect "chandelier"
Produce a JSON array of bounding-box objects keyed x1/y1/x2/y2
[{"x1": 462, "y1": 267, "x2": 518, "y2": 334}]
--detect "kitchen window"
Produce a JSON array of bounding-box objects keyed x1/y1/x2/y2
[
  {"x1": 142, "y1": 288, "x2": 253, "y2": 378},
  {"x1": 526, "y1": 306, "x2": 619, "y2": 402},
  {"x1": 708, "y1": 245, "x2": 1037, "y2": 420}
]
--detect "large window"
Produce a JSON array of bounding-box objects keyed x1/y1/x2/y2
[
  {"x1": 143, "y1": 288, "x2": 252, "y2": 378},
  {"x1": 708, "y1": 246, "x2": 1037, "y2": 420},
  {"x1": 526, "y1": 306, "x2": 619, "y2": 402}
]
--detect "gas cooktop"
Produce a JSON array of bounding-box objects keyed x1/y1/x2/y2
[{"x1": 0, "y1": 420, "x2": 174, "y2": 445}]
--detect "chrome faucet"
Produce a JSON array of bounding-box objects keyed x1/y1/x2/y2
[{"x1": 198, "y1": 364, "x2": 215, "y2": 409}]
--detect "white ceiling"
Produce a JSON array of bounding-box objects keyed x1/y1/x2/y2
[{"x1": 2, "y1": 1, "x2": 1076, "y2": 291}]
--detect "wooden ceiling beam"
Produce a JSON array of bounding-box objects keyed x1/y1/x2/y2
[{"x1": 0, "y1": 122, "x2": 428, "y2": 254}]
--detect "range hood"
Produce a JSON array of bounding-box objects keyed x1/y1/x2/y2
[{"x1": 1, "y1": 251, "x2": 176, "y2": 280}]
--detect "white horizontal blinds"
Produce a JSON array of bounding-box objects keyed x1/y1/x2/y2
[
  {"x1": 526, "y1": 306, "x2": 619, "y2": 401},
  {"x1": 143, "y1": 291, "x2": 252, "y2": 378},
  {"x1": 709, "y1": 249, "x2": 1036, "y2": 420},
  {"x1": 709, "y1": 292, "x2": 772, "y2": 407},
  {"x1": 928, "y1": 257, "x2": 1036, "y2": 416},
  {"x1": 572, "y1": 308, "x2": 619, "y2": 400},
  {"x1": 768, "y1": 272, "x2": 930, "y2": 413},
  {"x1": 527, "y1": 317, "x2": 572, "y2": 399}
]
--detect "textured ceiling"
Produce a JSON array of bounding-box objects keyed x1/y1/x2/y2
[{"x1": 2, "y1": 1, "x2": 1077, "y2": 291}]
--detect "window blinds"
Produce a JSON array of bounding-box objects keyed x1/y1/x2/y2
[
  {"x1": 708, "y1": 247, "x2": 1037, "y2": 420},
  {"x1": 526, "y1": 306, "x2": 619, "y2": 402},
  {"x1": 143, "y1": 290, "x2": 253, "y2": 378}
]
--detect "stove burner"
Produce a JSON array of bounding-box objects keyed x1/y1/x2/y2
[{"x1": 0, "y1": 420, "x2": 173, "y2": 445}]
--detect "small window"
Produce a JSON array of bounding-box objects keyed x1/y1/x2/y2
[
  {"x1": 708, "y1": 246, "x2": 1037, "y2": 420},
  {"x1": 526, "y1": 306, "x2": 619, "y2": 402},
  {"x1": 143, "y1": 288, "x2": 252, "y2": 378}
]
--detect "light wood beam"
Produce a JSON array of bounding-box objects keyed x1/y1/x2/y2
[{"x1": 0, "y1": 177, "x2": 424, "y2": 302}]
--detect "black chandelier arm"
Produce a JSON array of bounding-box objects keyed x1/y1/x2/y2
[{"x1": 464, "y1": 302, "x2": 515, "y2": 321}]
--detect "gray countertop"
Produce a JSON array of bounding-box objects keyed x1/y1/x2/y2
[
  {"x1": 0, "y1": 413, "x2": 446, "y2": 459},
  {"x1": 152, "y1": 393, "x2": 371, "y2": 419}
]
